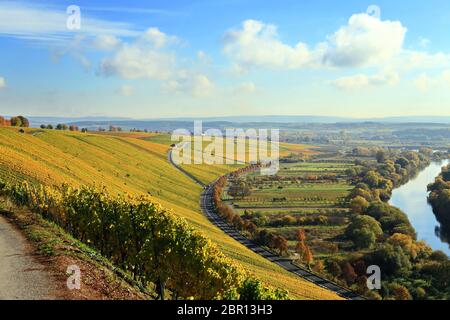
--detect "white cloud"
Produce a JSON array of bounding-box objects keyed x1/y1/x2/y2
[
  {"x1": 413, "y1": 74, "x2": 434, "y2": 92},
  {"x1": 139, "y1": 27, "x2": 178, "y2": 48},
  {"x1": 412, "y1": 70, "x2": 450, "y2": 92},
  {"x1": 197, "y1": 50, "x2": 213, "y2": 65},
  {"x1": 163, "y1": 72, "x2": 215, "y2": 97},
  {"x1": 323, "y1": 14, "x2": 406, "y2": 68},
  {"x1": 234, "y1": 81, "x2": 256, "y2": 94},
  {"x1": 223, "y1": 20, "x2": 315, "y2": 70},
  {"x1": 224, "y1": 14, "x2": 406, "y2": 71},
  {"x1": 92, "y1": 35, "x2": 121, "y2": 51},
  {"x1": 418, "y1": 37, "x2": 431, "y2": 48},
  {"x1": 0, "y1": 76, "x2": 5, "y2": 89},
  {"x1": 117, "y1": 85, "x2": 134, "y2": 96},
  {"x1": 97, "y1": 27, "x2": 215, "y2": 98},
  {"x1": 392, "y1": 50, "x2": 450, "y2": 71},
  {"x1": 0, "y1": 1, "x2": 138, "y2": 44},
  {"x1": 191, "y1": 75, "x2": 215, "y2": 97},
  {"x1": 330, "y1": 71, "x2": 399, "y2": 90},
  {"x1": 98, "y1": 28, "x2": 177, "y2": 80}
]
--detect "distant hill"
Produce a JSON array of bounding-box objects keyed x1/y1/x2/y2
[
  {"x1": 27, "y1": 116, "x2": 131, "y2": 127},
  {"x1": 25, "y1": 115, "x2": 450, "y2": 130}
]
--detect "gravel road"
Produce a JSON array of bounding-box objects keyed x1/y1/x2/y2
[{"x1": 0, "y1": 215, "x2": 57, "y2": 300}]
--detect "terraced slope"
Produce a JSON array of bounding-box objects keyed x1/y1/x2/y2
[{"x1": 0, "y1": 127, "x2": 339, "y2": 299}]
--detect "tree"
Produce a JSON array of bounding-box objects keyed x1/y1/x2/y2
[
  {"x1": 69, "y1": 125, "x2": 79, "y2": 131},
  {"x1": 10, "y1": 116, "x2": 22, "y2": 127},
  {"x1": 345, "y1": 215, "x2": 383, "y2": 249},
  {"x1": 363, "y1": 170, "x2": 381, "y2": 188},
  {"x1": 40, "y1": 124, "x2": 46, "y2": 129},
  {"x1": 47, "y1": 124, "x2": 53, "y2": 129},
  {"x1": 56, "y1": 124, "x2": 68, "y2": 130},
  {"x1": 350, "y1": 196, "x2": 369, "y2": 214},
  {"x1": 376, "y1": 150, "x2": 388, "y2": 163},
  {"x1": 296, "y1": 229, "x2": 306, "y2": 243},
  {"x1": 296, "y1": 229, "x2": 313, "y2": 267},
  {"x1": 273, "y1": 235, "x2": 288, "y2": 256},
  {"x1": 326, "y1": 260, "x2": 342, "y2": 278},
  {"x1": 387, "y1": 233, "x2": 425, "y2": 260},
  {"x1": 17, "y1": 116, "x2": 29, "y2": 127},
  {"x1": 228, "y1": 180, "x2": 251, "y2": 199},
  {"x1": 342, "y1": 262, "x2": 357, "y2": 285},
  {"x1": 367, "y1": 244, "x2": 412, "y2": 276},
  {"x1": 391, "y1": 284, "x2": 412, "y2": 300},
  {"x1": 395, "y1": 157, "x2": 410, "y2": 168},
  {"x1": 312, "y1": 260, "x2": 325, "y2": 273}
]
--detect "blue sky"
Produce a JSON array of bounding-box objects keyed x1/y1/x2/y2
[{"x1": 1, "y1": 0, "x2": 450, "y2": 118}]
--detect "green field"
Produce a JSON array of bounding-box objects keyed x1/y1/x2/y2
[{"x1": 223, "y1": 157, "x2": 355, "y2": 259}]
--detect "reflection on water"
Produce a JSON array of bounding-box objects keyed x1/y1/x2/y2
[{"x1": 390, "y1": 160, "x2": 450, "y2": 255}]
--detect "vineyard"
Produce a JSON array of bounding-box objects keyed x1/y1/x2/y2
[
  {"x1": 0, "y1": 127, "x2": 339, "y2": 299},
  {"x1": 0, "y1": 179, "x2": 293, "y2": 299}
]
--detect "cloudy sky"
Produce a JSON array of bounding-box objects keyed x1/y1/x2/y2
[{"x1": 1, "y1": 0, "x2": 450, "y2": 118}]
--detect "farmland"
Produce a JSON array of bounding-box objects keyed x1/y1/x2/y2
[
  {"x1": 0, "y1": 127, "x2": 339, "y2": 299},
  {"x1": 223, "y1": 158, "x2": 355, "y2": 259}
]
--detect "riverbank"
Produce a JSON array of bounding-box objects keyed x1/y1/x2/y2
[{"x1": 391, "y1": 160, "x2": 450, "y2": 255}]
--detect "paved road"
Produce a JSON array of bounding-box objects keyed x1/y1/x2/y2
[
  {"x1": 168, "y1": 149, "x2": 365, "y2": 300},
  {"x1": 0, "y1": 214, "x2": 57, "y2": 300}
]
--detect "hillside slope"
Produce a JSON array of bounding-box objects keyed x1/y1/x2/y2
[{"x1": 0, "y1": 127, "x2": 339, "y2": 299}]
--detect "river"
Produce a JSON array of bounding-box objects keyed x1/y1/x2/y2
[{"x1": 390, "y1": 160, "x2": 450, "y2": 255}]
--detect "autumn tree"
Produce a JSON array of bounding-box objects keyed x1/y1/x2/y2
[
  {"x1": 350, "y1": 196, "x2": 369, "y2": 214},
  {"x1": 312, "y1": 260, "x2": 325, "y2": 273},
  {"x1": 273, "y1": 235, "x2": 288, "y2": 256},
  {"x1": 17, "y1": 116, "x2": 29, "y2": 127},
  {"x1": 295, "y1": 229, "x2": 314, "y2": 267},
  {"x1": 342, "y1": 262, "x2": 357, "y2": 285},
  {"x1": 10, "y1": 116, "x2": 22, "y2": 127},
  {"x1": 391, "y1": 284, "x2": 412, "y2": 300},
  {"x1": 228, "y1": 180, "x2": 251, "y2": 199}
]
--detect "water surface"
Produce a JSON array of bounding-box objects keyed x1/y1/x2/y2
[{"x1": 390, "y1": 160, "x2": 450, "y2": 255}]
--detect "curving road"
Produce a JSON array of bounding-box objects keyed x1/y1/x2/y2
[{"x1": 168, "y1": 148, "x2": 365, "y2": 300}]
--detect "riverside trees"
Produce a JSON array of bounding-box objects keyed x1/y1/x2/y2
[{"x1": 428, "y1": 164, "x2": 450, "y2": 230}]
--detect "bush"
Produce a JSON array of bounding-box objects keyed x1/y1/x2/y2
[{"x1": 236, "y1": 278, "x2": 289, "y2": 300}]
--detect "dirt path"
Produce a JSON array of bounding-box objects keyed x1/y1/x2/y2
[{"x1": 0, "y1": 215, "x2": 57, "y2": 300}]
